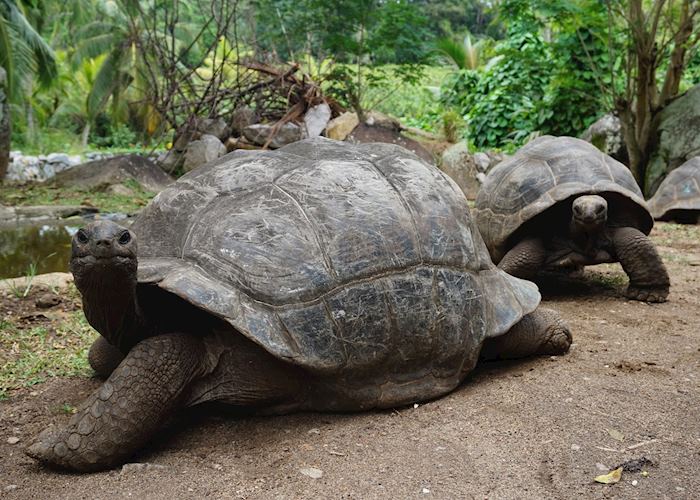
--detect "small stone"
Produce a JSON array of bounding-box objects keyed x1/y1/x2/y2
[
  {"x1": 596, "y1": 463, "x2": 609, "y2": 471},
  {"x1": 413, "y1": 403, "x2": 419, "y2": 409},
  {"x1": 300, "y1": 467, "x2": 323, "y2": 479},
  {"x1": 120, "y1": 462, "x2": 168, "y2": 474},
  {"x1": 307, "y1": 428, "x2": 320, "y2": 435},
  {"x1": 4, "y1": 485, "x2": 18, "y2": 492},
  {"x1": 570, "y1": 444, "x2": 581, "y2": 451},
  {"x1": 421, "y1": 488, "x2": 431, "y2": 494},
  {"x1": 632, "y1": 480, "x2": 638, "y2": 486},
  {"x1": 35, "y1": 293, "x2": 60, "y2": 309},
  {"x1": 212, "y1": 463, "x2": 223, "y2": 470},
  {"x1": 7, "y1": 436, "x2": 20, "y2": 444}
]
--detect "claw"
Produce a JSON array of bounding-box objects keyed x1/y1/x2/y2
[{"x1": 625, "y1": 286, "x2": 669, "y2": 303}]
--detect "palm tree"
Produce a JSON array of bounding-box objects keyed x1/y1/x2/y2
[
  {"x1": 0, "y1": 0, "x2": 57, "y2": 179},
  {"x1": 435, "y1": 33, "x2": 492, "y2": 70}
]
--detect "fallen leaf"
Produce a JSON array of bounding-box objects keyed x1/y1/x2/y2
[
  {"x1": 595, "y1": 467, "x2": 623, "y2": 484},
  {"x1": 300, "y1": 467, "x2": 323, "y2": 479},
  {"x1": 607, "y1": 428, "x2": 625, "y2": 441}
]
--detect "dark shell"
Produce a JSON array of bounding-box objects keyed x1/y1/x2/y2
[
  {"x1": 474, "y1": 136, "x2": 652, "y2": 262},
  {"x1": 132, "y1": 137, "x2": 539, "y2": 380},
  {"x1": 648, "y1": 157, "x2": 700, "y2": 220}
]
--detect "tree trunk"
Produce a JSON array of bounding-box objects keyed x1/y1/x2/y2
[
  {"x1": 0, "y1": 68, "x2": 10, "y2": 182},
  {"x1": 81, "y1": 122, "x2": 91, "y2": 148}
]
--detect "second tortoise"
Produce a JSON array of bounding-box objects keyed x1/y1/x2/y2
[{"x1": 474, "y1": 135, "x2": 670, "y2": 302}]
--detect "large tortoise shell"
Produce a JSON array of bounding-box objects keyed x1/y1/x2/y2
[
  {"x1": 648, "y1": 157, "x2": 700, "y2": 220},
  {"x1": 130, "y1": 138, "x2": 538, "y2": 388},
  {"x1": 474, "y1": 136, "x2": 652, "y2": 262}
]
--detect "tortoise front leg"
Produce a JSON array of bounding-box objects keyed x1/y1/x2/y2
[
  {"x1": 27, "y1": 333, "x2": 206, "y2": 472},
  {"x1": 609, "y1": 227, "x2": 670, "y2": 303},
  {"x1": 88, "y1": 336, "x2": 125, "y2": 378},
  {"x1": 497, "y1": 237, "x2": 546, "y2": 279},
  {"x1": 480, "y1": 307, "x2": 572, "y2": 360}
]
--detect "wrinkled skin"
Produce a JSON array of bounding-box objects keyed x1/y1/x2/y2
[
  {"x1": 26, "y1": 221, "x2": 572, "y2": 472},
  {"x1": 498, "y1": 195, "x2": 670, "y2": 303}
]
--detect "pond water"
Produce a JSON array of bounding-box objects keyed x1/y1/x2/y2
[
  {"x1": 0, "y1": 223, "x2": 77, "y2": 279},
  {"x1": 0, "y1": 214, "x2": 131, "y2": 279}
]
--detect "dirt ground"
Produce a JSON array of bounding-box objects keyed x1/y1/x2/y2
[{"x1": 1, "y1": 222, "x2": 698, "y2": 499}]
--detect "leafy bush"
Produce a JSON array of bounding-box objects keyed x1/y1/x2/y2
[{"x1": 90, "y1": 123, "x2": 138, "y2": 149}]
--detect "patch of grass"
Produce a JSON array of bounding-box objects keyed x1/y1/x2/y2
[
  {"x1": 0, "y1": 181, "x2": 155, "y2": 214},
  {"x1": 0, "y1": 297, "x2": 95, "y2": 399},
  {"x1": 586, "y1": 270, "x2": 627, "y2": 289}
]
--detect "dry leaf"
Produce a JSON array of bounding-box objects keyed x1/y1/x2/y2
[
  {"x1": 607, "y1": 428, "x2": 625, "y2": 441},
  {"x1": 595, "y1": 467, "x2": 623, "y2": 484}
]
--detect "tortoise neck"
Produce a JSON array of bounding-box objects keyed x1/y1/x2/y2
[{"x1": 73, "y1": 263, "x2": 146, "y2": 352}]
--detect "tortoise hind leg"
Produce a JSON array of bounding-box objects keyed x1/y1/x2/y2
[
  {"x1": 480, "y1": 307, "x2": 572, "y2": 360},
  {"x1": 27, "y1": 333, "x2": 206, "y2": 472},
  {"x1": 609, "y1": 227, "x2": 670, "y2": 303},
  {"x1": 88, "y1": 336, "x2": 125, "y2": 378},
  {"x1": 497, "y1": 237, "x2": 546, "y2": 279}
]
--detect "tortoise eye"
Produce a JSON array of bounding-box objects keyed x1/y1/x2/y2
[
  {"x1": 76, "y1": 229, "x2": 89, "y2": 244},
  {"x1": 118, "y1": 231, "x2": 131, "y2": 245}
]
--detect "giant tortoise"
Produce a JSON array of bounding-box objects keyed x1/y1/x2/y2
[
  {"x1": 474, "y1": 135, "x2": 670, "y2": 303},
  {"x1": 27, "y1": 137, "x2": 571, "y2": 472},
  {"x1": 648, "y1": 157, "x2": 700, "y2": 224}
]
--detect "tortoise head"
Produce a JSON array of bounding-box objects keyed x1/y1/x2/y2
[
  {"x1": 571, "y1": 195, "x2": 607, "y2": 232},
  {"x1": 70, "y1": 220, "x2": 138, "y2": 291}
]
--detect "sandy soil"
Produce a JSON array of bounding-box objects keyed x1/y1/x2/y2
[{"x1": 1, "y1": 222, "x2": 698, "y2": 499}]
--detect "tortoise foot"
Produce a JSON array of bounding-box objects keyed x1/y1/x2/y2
[
  {"x1": 539, "y1": 321, "x2": 573, "y2": 356},
  {"x1": 26, "y1": 425, "x2": 70, "y2": 469},
  {"x1": 625, "y1": 285, "x2": 669, "y2": 303}
]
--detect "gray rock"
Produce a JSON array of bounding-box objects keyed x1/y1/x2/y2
[
  {"x1": 231, "y1": 106, "x2": 257, "y2": 136},
  {"x1": 197, "y1": 117, "x2": 230, "y2": 141},
  {"x1": 53, "y1": 154, "x2": 173, "y2": 192},
  {"x1": 303, "y1": 102, "x2": 332, "y2": 138},
  {"x1": 183, "y1": 134, "x2": 227, "y2": 172},
  {"x1": 243, "y1": 122, "x2": 302, "y2": 149},
  {"x1": 647, "y1": 84, "x2": 700, "y2": 193},
  {"x1": 581, "y1": 114, "x2": 626, "y2": 162},
  {"x1": 473, "y1": 152, "x2": 491, "y2": 173},
  {"x1": 440, "y1": 142, "x2": 481, "y2": 200},
  {"x1": 46, "y1": 153, "x2": 70, "y2": 164}
]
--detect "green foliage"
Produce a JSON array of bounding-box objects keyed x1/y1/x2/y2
[
  {"x1": 465, "y1": 8, "x2": 550, "y2": 149},
  {"x1": 89, "y1": 122, "x2": 137, "y2": 148},
  {"x1": 440, "y1": 0, "x2": 612, "y2": 149}
]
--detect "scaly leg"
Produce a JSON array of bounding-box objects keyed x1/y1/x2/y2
[
  {"x1": 481, "y1": 307, "x2": 572, "y2": 360},
  {"x1": 27, "y1": 333, "x2": 206, "y2": 472},
  {"x1": 498, "y1": 238, "x2": 546, "y2": 280},
  {"x1": 88, "y1": 336, "x2": 125, "y2": 378},
  {"x1": 610, "y1": 227, "x2": 670, "y2": 303}
]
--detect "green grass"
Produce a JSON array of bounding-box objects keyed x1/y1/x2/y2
[
  {"x1": 0, "y1": 311, "x2": 95, "y2": 401},
  {"x1": 0, "y1": 178, "x2": 155, "y2": 214}
]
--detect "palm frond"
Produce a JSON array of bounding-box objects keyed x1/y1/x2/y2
[
  {"x1": 435, "y1": 37, "x2": 467, "y2": 70},
  {"x1": 86, "y1": 48, "x2": 123, "y2": 120},
  {"x1": 74, "y1": 33, "x2": 119, "y2": 65},
  {"x1": 4, "y1": 0, "x2": 56, "y2": 86}
]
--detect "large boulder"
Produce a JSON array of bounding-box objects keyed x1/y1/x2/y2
[
  {"x1": 647, "y1": 84, "x2": 700, "y2": 192},
  {"x1": 438, "y1": 143, "x2": 504, "y2": 200},
  {"x1": 581, "y1": 113, "x2": 627, "y2": 163},
  {"x1": 243, "y1": 122, "x2": 302, "y2": 149},
  {"x1": 183, "y1": 134, "x2": 227, "y2": 172},
  {"x1": 0, "y1": 68, "x2": 9, "y2": 181},
  {"x1": 53, "y1": 154, "x2": 173, "y2": 192}
]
